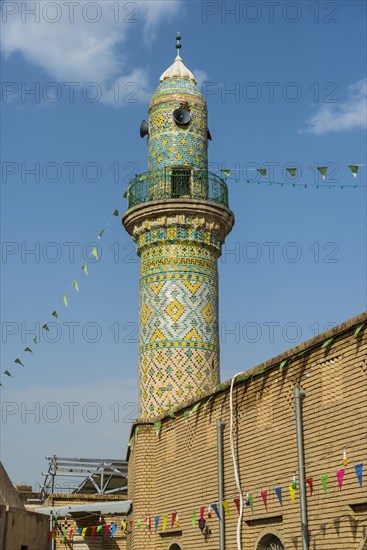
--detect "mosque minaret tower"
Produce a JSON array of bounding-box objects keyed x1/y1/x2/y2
[{"x1": 123, "y1": 35, "x2": 234, "y2": 419}]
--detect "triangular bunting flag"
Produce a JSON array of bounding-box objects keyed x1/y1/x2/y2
[
  {"x1": 98, "y1": 229, "x2": 105, "y2": 239},
  {"x1": 222, "y1": 500, "x2": 230, "y2": 518},
  {"x1": 199, "y1": 506, "x2": 205, "y2": 520},
  {"x1": 306, "y1": 477, "x2": 314, "y2": 496},
  {"x1": 91, "y1": 247, "x2": 99, "y2": 260},
  {"x1": 63, "y1": 295, "x2": 68, "y2": 307},
  {"x1": 113, "y1": 209, "x2": 119, "y2": 216},
  {"x1": 348, "y1": 165, "x2": 359, "y2": 178},
  {"x1": 162, "y1": 515, "x2": 168, "y2": 532},
  {"x1": 77, "y1": 528, "x2": 82, "y2": 534},
  {"x1": 354, "y1": 463, "x2": 363, "y2": 487},
  {"x1": 336, "y1": 469, "x2": 345, "y2": 491},
  {"x1": 72, "y1": 280, "x2": 79, "y2": 292},
  {"x1": 249, "y1": 494, "x2": 254, "y2": 512},
  {"x1": 257, "y1": 168, "x2": 267, "y2": 177},
  {"x1": 14, "y1": 358, "x2": 24, "y2": 366},
  {"x1": 286, "y1": 167, "x2": 297, "y2": 178},
  {"x1": 317, "y1": 166, "x2": 328, "y2": 180},
  {"x1": 234, "y1": 497, "x2": 241, "y2": 515},
  {"x1": 24, "y1": 347, "x2": 33, "y2": 354},
  {"x1": 42, "y1": 324, "x2": 49, "y2": 332},
  {"x1": 4, "y1": 370, "x2": 12, "y2": 377},
  {"x1": 261, "y1": 490, "x2": 268, "y2": 511},
  {"x1": 81, "y1": 527, "x2": 87, "y2": 537},
  {"x1": 33, "y1": 336, "x2": 37, "y2": 344},
  {"x1": 320, "y1": 473, "x2": 329, "y2": 493},
  {"x1": 354, "y1": 323, "x2": 365, "y2": 338},
  {"x1": 91, "y1": 526, "x2": 96, "y2": 539},
  {"x1": 121, "y1": 520, "x2": 127, "y2": 533},
  {"x1": 191, "y1": 509, "x2": 197, "y2": 527},
  {"x1": 155, "y1": 516, "x2": 160, "y2": 531},
  {"x1": 171, "y1": 512, "x2": 177, "y2": 528},
  {"x1": 110, "y1": 523, "x2": 117, "y2": 537},
  {"x1": 275, "y1": 487, "x2": 282, "y2": 506},
  {"x1": 52, "y1": 310, "x2": 58, "y2": 319},
  {"x1": 211, "y1": 503, "x2": 221, "y2": 520},
  {"x1": 154, "y1": 420, "x2": 161, "y2": 436},
  {"x1": 220, "y1": 169, "x2": 231, "y2": 178},
  {"x1": 190, "y1": 401, "x2": 201, "y2": 415},
  {"x1": 96, "y1": 525, "x2": 103, "y2": 533},
  {"x1": 82, "y1": 264, "x2": 88, "y2": 276},
  {"x1": 289, "y1": 484, "x2": 296, "y2": 503}
]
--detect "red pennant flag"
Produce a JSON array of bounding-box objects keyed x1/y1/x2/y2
[
  {"x1": 105, "y1": 524, "x2": 111, "y2": 537},
  {"x1": 129, "y1": 520, "x2": 134, "y2": 530},
  {"x1": 91, "y1": 526, "x2": 96, "y2": 539},
  {"x1": 336, "y1": 469, "x2": 345, "y2": 491},
  {"x1": 261, "y1": 490, "x2": 268, "y2": 511},
  {"x1": 171, "y1": 512, "x2": 177, "y2": 529},
  {"x1": 199, "y1": 506, "x2": 205, "y2": 521},
  {"x1": 234, "y1": 497, "x2": 241, "y2": 515},
  {"x1": 306, "y1": 477, "x2": 314, "y2": 496}
]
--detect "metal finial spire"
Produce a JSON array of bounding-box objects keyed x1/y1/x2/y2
[{"x1": 176, "y1": 32, "x2": 182, "y2": 54}]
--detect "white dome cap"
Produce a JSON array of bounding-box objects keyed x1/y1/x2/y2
[{"x1": 159, "y1": 54, "x2": 197, "y2": 83}]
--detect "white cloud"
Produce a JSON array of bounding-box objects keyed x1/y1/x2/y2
[
  {"x1": 0, "y1": 0, "x2": 181, "y2": 105},
  {"x1": 299, "y1": 78, "x2": 367, "y2": 135}
]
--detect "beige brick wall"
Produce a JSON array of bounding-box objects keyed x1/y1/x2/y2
[{"x1": 126, "y1": 313, "x2": 367, "y2": 550}]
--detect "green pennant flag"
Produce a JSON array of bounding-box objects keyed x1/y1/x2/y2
[
  {"x1": 113, "y1": 209, "x2": 119, "y2": 216},
  {"x1": 33, "y1": 336, "x2": 38, "y2": 344},
  {"x1": 184, "y1": 409, "x2": 189, "y2": 423},
  {"x1": 72, "y1": 280, "x2": 79, "y2": 292},
  {"x1": 96, "y1": 525, "x2": 103, "y2": 533},
  {"x1": 257, "y1": 168, "x2": 267, "y2": 177},
  {"x1": 135, "y1": 425, "x2": 141, "y2": 438},
  {"x1": 320, "y1": 473, "x2": 329, "y2": 493},
  {"x1": 14, "y1": 358, "x2": 24, "y2": 366},
  {"x1": 322, "y1": 337, "x2": 334, "y2": 349},
  {"x1": 98, "y1": 229, "x2": 105, "y2": 239},
  {"x1": 82, "y1": 264, "x2": 88, "y2": 276},
  {"x1": 191, "y1": 509, "x2": 197, "y2": 527},
  {"x1": 4, "y1": 370, "x2": 12, "y2": 377},
  {"x1": 354, "y1": 323, "x2": 365, "y2": 338},
  {"x1": 348, "y1": 165, "x2": 359, "y2": 178},
  {"x1": 139, "y1": 173, "x2": 148, "y2": 182},
  {"x1": 286, "y1": 167, "x2": 297, "y2": 178},
  {"x1": 42, "y1": 324, "x2": 49, "y2": 332},
  {"x1": 128, "y1": 435, "x2": 135, "y2": 449},
  {"x1": 154, "y1": 420, "x2": 162, "y2": 436},
  {"x1": 249, "y1": 494, "x2": 254, "y2": 512},
  {"x1": 52, "y1": 310, "x2": 58, "y2": 319},
  {"x1": 220, "y1": 169, "x2": 231, "y2": 178},
  {"x1": 91, "y1": 247, "x2": 99, "y2": 260},
  {"x1": 136, "y1": 519, "x2": 142, "y2": 529},
  {"x1": 205, "y1": 394, "x2": 214, "y2": 408},
  {"x1": 123, "y1": 190, "x2": 128, "y2": 199},
  {"x1": 317, "y1": 166, "x2": 328, "y2": 180},
  {"x1": 63, "y1": 295, "x2": 68, "y2": 307},
  {"x1": 24, "y1": 347, "x2": 33, "y2": 354},
  {"x1": 169, "y1": 410, "x2": 176, "y2": 418},
  {"x1": 190, "y1": 401, "x2": 201, "y2": 415},
  {"x1": 279, "y1": 359, "x2": 288, "y2": 370}
]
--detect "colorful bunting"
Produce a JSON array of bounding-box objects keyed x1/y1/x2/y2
[
  {"x1": 162, "y1": 515, "x2": 168, "y2": 532},
  {"x1": 336, "y1": 469, "x2": 345, "y2": 491},
  {"x1": 171, "y1": 512, "x2": 177, "y2": 528},
  {"x1": 110, "y1": 523, "x2": 117, "y2": 537},
  {"x1": 128, "y1": 521, "x2": 134, "y2": 530},
  {"x1": 82, "y1": 527, "x2": 87, "y2": 537},
  {"x1": 320, "y1": 473, "x2": 329, "y2": 493},
  {"x1": 42, "y1": 324, "x2": 49, "y2": 332},
  {"x1": 113, "y1": 209, "x2": 119, "y2": 216},
  {"x1": 14, "y1": 358, "x2": 24, "y2": 366},
  {"x1": 190, "y1": 401, "x2": 201, "y2": 415},
  {"x1": 154, "y1": 420, "x2": 162, "y2": 436},
  {"x1": 354, "y1": 463, "x2": 363, "y2": 486},
  {"x1": 82, "y1": 263, "x2": 88, "y2": 276},
  {"x1": 234, "y1": 497, "x2": 241, "y2": 515},
  {"x1": 354, "y1": 323, "x2": 365, "y2": 338},
  {"x1": 72, "y1": 280, "x2": 79, "y2": 292},
  {"x1": 261, "y1": 490, "x2": 268, "y2": 511},
  {"x1": 91, "y1": 246, "x2": 99, "y2": 260},
  {"x1": 306, "y1": 477, "x2": 314, "y2": 496},
  {"x1": 52, "y1": 310, "x2": 58, "y2": 319},
  {"x1": 222, "y1": 500, "x2": 230, "y2": 518},
  {"x1": 199, "y1": 506, "x2": 205, "y2": 521},
  {"x1": 279, "y1": 359, "x2": 288, "y2": 370},
  {"x1": 275, "y1": 486, "x2": 282, "y2": 506},
  {"x1": 257, "y1": 168, "x2": 267, "y2": 177},
  {"x1": 289, "y1": 484, "x2": 296, "y2": 503},
  {"x1": 343, "y1": 450, "x2": 348, "y2": 466},
  {"x1": 155, "y1": 516, "x2": 160, "y2": 531},
  {"x1": 348, "y1": 165, "x2": 359, "y2": 178},
  {"x1": 286, "y1": 167, "x2": 297, "y2": 178},
  {"x1": 98, "y1": 229, "x2": 105, "y2": 239},
  {"x1": 322, "y1": 337, "x2": 334, "y2": 349},
  {"x1": 24, "y1": 347, "x2": 32, "y2": 354},
  {"x1": 105, "y1": 524, "x2": 111, "y2": 536},
  {"x1": 146, "y1": 517, "x2": 151, "y2": 530},
  {"x1": 63, "y1": 295, "x2": 68, "y2": 307},
  {"x1": 191, "y1": 509, "x2": 197, "y2": 527},
  {"x1": 211, "y1": 503, "x2": 221, "y2": 520},
  {"x1": 91, "y1": 526, "x2": 96, "y2": 539},
  {"x1": 249, "y1": 494, "x2": 254, "y2": 512},
  {"x1": 317, "y1": 166, "x2": 328, "y2": 180},
  {"x1": 33, "y1": 336, "x2": 38, "y2": 344},
  {"x1": 184, "y1": 410, "x2": 189, "y2": 423},
  {"x1": 292, "y1": 473, "x2": 297, "y2": 489}
]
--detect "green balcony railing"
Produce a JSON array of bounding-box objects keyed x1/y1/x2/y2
[{"x1": 126, "y1": 167, "x2": 229, "y2": 209}]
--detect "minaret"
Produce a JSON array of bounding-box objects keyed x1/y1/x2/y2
[{"x1": 123, "y1": 35, "x2": 234, "y2": 419}]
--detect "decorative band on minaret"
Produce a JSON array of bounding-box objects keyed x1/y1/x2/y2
[{"x1": 123, "y1": 36, "x2": 234, "y2": 419}]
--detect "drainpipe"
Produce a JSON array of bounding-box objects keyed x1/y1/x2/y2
[
  {"x1": 216, "y1": 419, "x2": 226, "y2": 550},
  {"x1": 50, "y1": 511, "x2": 55, "y2": 550},
  {"x1": 294, "y1": 387, "x2": 309, "y2": 550}
]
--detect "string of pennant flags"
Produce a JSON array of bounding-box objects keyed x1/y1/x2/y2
[
  {"x1": 120, "y1": 459, "x2": 364, "y2": 534},
  {"x1": 219, "y1": 164, "x2": 366, "y2": 188},
  {"x1": 2, "y1": 206, "x2": 122, "y2": 383}
]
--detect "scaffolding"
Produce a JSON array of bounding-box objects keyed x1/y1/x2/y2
[{"x1": 39, "y1": 456, "x2": 128, "y2": 501}]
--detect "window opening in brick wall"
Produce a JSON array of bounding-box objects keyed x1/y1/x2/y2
[
  {"x1": 257, "y1": 534, "x2": 284, "y2": 550},
  {"x1": 256, "y1": 386, "x2": 273, "y2": 429}
]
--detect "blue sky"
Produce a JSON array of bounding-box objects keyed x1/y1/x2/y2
[{"x1": 1, "y1": 0, "x2": 366, "y2": 486}]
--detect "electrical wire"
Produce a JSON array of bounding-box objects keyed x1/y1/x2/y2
[{"x1": 230, "y1": 371, "x2": 246, "y2": 550}]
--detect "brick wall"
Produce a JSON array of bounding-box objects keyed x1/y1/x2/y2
[{"x1": 126, "y1": 312, "x2": 367, "y2": 549}]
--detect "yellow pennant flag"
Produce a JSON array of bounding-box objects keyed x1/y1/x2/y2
[
  {"x1": 222, "y1": 500, "x2": 230, "y2": 518},
  {"x1": 82, "y1": 527, "x2": 88, "y2": 537},
  {"x1": 162, "y1": 515, "x2": 168, "y2": 532},
  {"x1": 289, "y1": 484, "x2": 296, "y2": 504}
]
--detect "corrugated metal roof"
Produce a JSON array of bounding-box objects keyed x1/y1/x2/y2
[{"x1": 35, "y1": 500, "x2": 132, "y2": 517}]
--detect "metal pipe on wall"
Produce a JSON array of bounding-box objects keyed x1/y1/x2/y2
[
  {"x1": 216, "y1": 419, "x2": 226, "y2": 550},
  {"x1": 294, "y1": 387, "x2": 309, "y2": 550}
]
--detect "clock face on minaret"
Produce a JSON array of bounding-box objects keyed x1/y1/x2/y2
[{"x1": 123, "y1": 35, "x2": 234, "y2": 419}]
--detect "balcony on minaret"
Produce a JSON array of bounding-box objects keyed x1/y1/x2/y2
[{"x1": 126, "y1": 168, "x2": 229, "y2": 210}]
